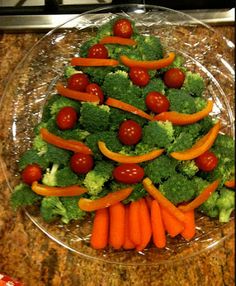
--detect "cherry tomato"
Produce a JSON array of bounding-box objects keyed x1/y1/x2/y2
[
  {"x1": 163, "y1": 68, "x2": 185, "y2": 89},
  {"x1": 145, "y1": 91, "x2": 170, "y2": 114},
  {"x1": 113, "y1": 18, "x2": 133, "y2": 38},
  {"x1": 70, "y1": 153, "x2": 94, "y2": 174},
  {"x1": 56, "y1": 106, "x2": 78, "y2": 130},
  {"x1": 113, "y1": 163, "x2": 144, "y2": 184},
  {"x1": 67, "y1": 73, "x2": 89, "y2": 91},
  {"x1": 118, "y1": 120, "x2": 142, "y2": 145},
  {"x1": 86, "y1": 83, "x2": 104, "y2": 104},
  {"x1": 129, "y1": 67, "x2": 150, "y2": 87},
  {"x1": 88, "y1": 44, "x2": 108, "y2": 59},
  {"x1": 195, "y1": 151, "x2": 218, "y2": 172},
  {"x1": 22, "y1": 164, "x2": 42, "y2": 185}
]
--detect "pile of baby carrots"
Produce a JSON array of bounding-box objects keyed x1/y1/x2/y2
[{"x1": 90, "y1": 196, "x2": 195, "y2": 251}]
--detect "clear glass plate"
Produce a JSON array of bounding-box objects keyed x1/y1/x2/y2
[{"x1": 0, "y1": 4, "x2": 234, "y2": 266}]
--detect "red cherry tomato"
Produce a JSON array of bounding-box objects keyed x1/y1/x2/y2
[
  {"x1": 145, "y1": 91, "x2": 170, "y2": 114},
  {"x1": 22, "y1": 164, "x2": 42, "y2": 185},
  {"x1": 113, "y1": 18, "x2": 133, "y2": 38},
  {"x1": 163, "y1": 68, "x2": 185, "y2": 89},
  {"x1": 129, "y1": 67, "x2": 150, "y2": 87},
  {"x1": 113, "y1": 163, "x2": 144, "y2": 184},
  {"x1": 88, "y1": 44, "x2": 108, "y2": 59},
  {"x1": 67, "y1": 73, "x2": 89, "y2": 91},
  {"x1": 118, "y1": 120, "x2": 142, "y2": 145},
  {"x1": 56, "y1": 106, "x2": 78, "y2": 130},
  {"x1": 195, "y1": 151, "x2": 218, "y2": 172},
  {"x1": 86, "y1": 83, "x2": 104, "y2": 104},
  {"x1": 0, "y1": 274, "x2": 23, "y2": 286},
  {"x1": 70, "y1": 153, "x2": 94, "y2": 174}
]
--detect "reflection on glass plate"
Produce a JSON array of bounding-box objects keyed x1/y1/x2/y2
[{"x1": 0, "y1": 4, "x2": 234, "y2": 266}]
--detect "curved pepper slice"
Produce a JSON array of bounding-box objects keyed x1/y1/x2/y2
[
  {"x1": 154, "y1": 100, "x2": 213, "y2": 125},
  {"x1": 32, "y1": 181, "x2": 87, "y2": 196},
  {"x1": 120, "y1": 52, "x2": 175, "y2": 70},
  {"x1": 71, "y1": 57, "x2": 119, "y2": 67},
  {"x1": 179, "y1": 180, "x2": 220, "y2": 212},
  {"x1": 170, "y1": 121, "x2": 221, "y2": 160},
  {"x1": 224, "y1": 180, "x2": 235, "y2": 189},
  {"x1": 40, "y1": 128, "x2": 92, "y2": 155},
  {"x1": 78, "y1": 187, "x2": 133, "y2": 212},
  {"x1": 99, "y1": 36, "x2": 136, "y2": 46},
  {"x1": 98, "y1": 141, "x2": 164, "y2": 163}
]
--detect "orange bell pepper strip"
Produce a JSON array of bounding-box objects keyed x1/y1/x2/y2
[
  {"x1": 98, "y1": 141, "x2": 164, "y2": 163},
  {"x1": 56, "y1": 82, "x2": 100, "y2": 103},
  {"x1": 78, "y1": 187, "x2": 133, "y2": 211},
  {"x1": 120, "y1": 52, "x2": 175, "y2": 70},
  {"x1": 71, "y1": 57, "x2": 119, "y2": 67},
  {"x1": 99, "y1": 36, "x2": 137, "y2": 46},
  {"x1": 40, "y1": 128, "x2": 92, "y2": 155},
  {"x1": 142, "y1": 177, "x2": 186, "y2": 223},
  {"x1": 154, "y1": 100, "x2": 213, "y2": 125},
  {"x1": 224, "y1": 179, "x2": 235, "y2": 189},
  {"x1": 32, "y1": 181, "x2": 87, "y2": 197},
  {"x1": 179, "y1": 179, "x2": 220, "y2": 212},
  {"x1": 105, "y1": 97, "x2": 153, "y2": 120},
  {"x1": 170, "y1": 121, "x2": 221, "y2": 160}
]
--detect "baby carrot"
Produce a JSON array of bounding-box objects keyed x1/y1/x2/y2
[
  {"x1": 90, "y1": 208, "x2": 109, "y2": 250},
  {"x1": 151, "y1": 200, "x2": 166, "y2": 248},
  {"x1": 180, "y1": 209, "x2": 196, "y2": 241},
  {"x1": 129, "y1": 200, "x2": 141, "y2": 246},
  {"x1": 145, "y1": 196, "x2": 153, "y2": 211},
  {"x1": 136, "y1": 198, "x2": 152, "y2": 251},
  {"x1": 109, "y1": 202, "x2": 126, "y2": 249},
  {"x1": 161, "y1": 206, "x2": 184, "y2": 238},
  {"x1": 123, "y1": 205, "x2": 135, "y2": 250}
]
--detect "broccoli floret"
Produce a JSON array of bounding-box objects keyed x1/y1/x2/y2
[
  {"x1": 40, "y1": 196, "x2": 69, "y2": 223},
  {"x1": 85, "y1": 131, "x2": 122, "y2": 160},
  {"x1": 194, "y1": 97, "x2": 207, "y2": 111},
  {"x1": 41, "y1": 94, "x2": 60, "y2": 122},
  {"x1": 102, "y1": 71, "x2": 145, "y2": 110},
  {"x1": 60, "y1": 196, "x2": 86, "y2": 221},
  {"x1": 96, "y1": 20, "x2": 113, "y2": 39},
  {"x1": 50, "y1": 96, "x2": 81, "y2": 116},
  {"x1": 33, "y1": 135, "x2": 48, "y2": 156},
  {"x1": 82, "y1": 66, "x2": 115, "y2": 85},
  {"x1": 198, "y1": 116, "x2": 214, "y2": 134},
  {"x1": 182, "y1": 71, "x2": 205, "y2": 97},
  {"x1": 173, "y1": 122, "x2": 202, "y2": 139},
  {"x1": 80, "y1": 103, "x2": 110, "y2": 133},
  {"x1": 79, "y1": 37, "x2": 98, "y2": 57},
  {"x1": 177, "y1": 160, "x2": 199, "y2": 178},
  {"x1": 142, "y1": 78, "x2": 166, "y2": 97},
  {"x1": 64, "y1": 66, "x2": 80, "y2": 79},
  {"x1": 42, "y1": 164, "x2": 79, "y2": 187},
  {"x1": 123, "y1": 183, "x2": 147, "y2": 204},
  {"x1": 43, "y1": 144, "x2": 72, "y2": 166},
  {"x1": 159, "y1": 174, "x2": 195, "y2": 205},
  {"x1": 10, "y1": 183, "x2": 42, "y2": 210},
  {"x1": 160, "y1": 55, "x2": 186, "y2": 73},
  {"x1": 214, "y1": 133, "x2": 235, "y2": 150},
  {"x1": 18, "y1": 149, "x2": 48, "y2": 171},
  {"x1": 56, "y1": 128, "x2": 90, "y2": 141},
  {"x1": 109, "y1": 107, "x2": 147, "y2": 131},
  {"x1": 144, "y1": 155, "x2": 178, "y2": 184},
  {"x1": 166, "y1": 88, "x2": 196, "y2": 114},
  {"x1": 216, "y1": 188, "x2": 235, "y2": 222},
  {"x1": 83, "y1": 161, "x2": 114, "y2": 195},
  {"x1": 142, "y1": 121, "x2": 174, "y2": 149}
]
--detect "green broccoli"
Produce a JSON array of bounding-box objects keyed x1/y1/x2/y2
[
  {"x1": 32, "y1": 135, "x2": 48, "y2": 156},
  {"x1": 160, "y1": 55, "x2": 187, "y2": 73},
  {"x1": 198, "y1": 116, "x2": 214, "y2": 134},
  {"x1": 42, "y1": 164, "x2": 80, "y2": 187},
  {"x1": 79, "y1": 103, "x2": 110, "y2": 133},
  {"x1": 177, "y1": 160, "x2": 199, "y2": 178},
  {"x1": 144, "y1": 155, "x2": 178, "y2": 184},
  {"x1": 159, "y1": 174, "x2": 196, "y2": 205},
  {"x1": 18, "y1": 149, "x2": 48, "y2": 171},
  {"x1": 60, "y1": 196, "x2": 86, "y2": 221},
  {"x1": 40, "y1": 196, "x2": 69, "y2": 223},
  {"x1": 83, "y1": 161, "x2": 114, "y2": 195},
  {"x1": 10, "y1": 183, "x2": 42, "y2": 210},
  {"x1": 43, "y1": 144, "x2": 72, "y2": 166},
  {"x1": 142, "y1": 78, "x2": 166, "y2": 97},
  {"x1": 216, "y1": 188, "x2": 235, "y2": 222},
  {"x1": 102, "y1": 71, "x2": 145, "y2": 110},
  {"x1": 142, "y1": 121, "x2": 174, "y2": 149},
  {"x1": 56, "y1": 128, "x2": 90, "y2": 141},
  {"x1": 166, "y1": 88, "x2": 196, "y2": 114},
  {"x1": 214, "y1": 133, "x2": 234, "y2": 150},
  {"x1": 194, "y1": 97, "x2": 207, "y2": 111},
  {"x1": 64, "y1": 66, "x2": 80, "y2": 78},
  {"x1": 182, "y1": 71, "x2": 205, "y2": 97},
  {"x1": 123, "y1": 183, "x2": 147, "y2": 204},
  {"x1": 79, "y1": 37, "x2": 98, "y2": 57},
  {"x1": 85, "y1": 131, "x2": 122, "y2": 160},
  {"x1": 41, "y1": 94, "x2": 60, "y2": 122},
  {"x1": 82, "y1": 66, "x2": 115, "y2": 85},
  {"x1": 50, "y1": 96, "x2": 81, "y2": 115}
]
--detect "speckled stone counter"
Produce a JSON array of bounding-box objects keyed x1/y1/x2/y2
[{"x1": 0, "y1": 27, "x2": 235, "y2": 286}]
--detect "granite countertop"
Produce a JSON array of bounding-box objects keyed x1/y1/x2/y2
[{"x1": 0, "y1": 26, "x2": 235, "y2": 286}]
